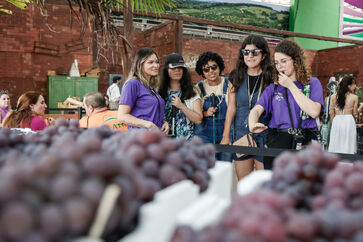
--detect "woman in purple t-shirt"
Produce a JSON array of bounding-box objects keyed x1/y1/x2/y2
[
  {"x1": 3, "y1": 91, "x2": 54, "y2": 131},
  {"x1": 0, "y1": 90, "x2": 11, "y2": 126},
  {"x1": 118, "y1": 47, "x2": 170, "y2": 134},
  {"x1": 248, "y1": 39, "x2": 324, "y2": 169}
]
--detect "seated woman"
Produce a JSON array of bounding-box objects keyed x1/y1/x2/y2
[
  {"x1": 158, "y1": 53, "x2": 202, "y2": 140},
  {"x1": 3, "y1": 91, "x2": 55, "y2": 131},
  {"x1": 328, "y1": 76, "x2": 358, "y2": 154},
  {"x1": 79, "y1": 92, "x2": 127, "y2": 131},
  {"x1": 118, "y1": 47, "x2": 169, "y2": 134},
  {"x1": 0, "y1": 90, "x2": 11, "y2": 126}
]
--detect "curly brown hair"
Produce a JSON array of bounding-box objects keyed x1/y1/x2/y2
[{"x1": 273, "y1": 39, "x2": 311, "y2": 85}]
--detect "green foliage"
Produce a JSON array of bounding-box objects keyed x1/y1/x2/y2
[
  {"x1": 356, "y1": 86, "x2": 363, "y2": 103},
  {"x1": 1, "y1": 0, "x2": 30, "y2": 14},
  {"x1": 171, "y1": 0, "x2": 289, "y2": 30}
]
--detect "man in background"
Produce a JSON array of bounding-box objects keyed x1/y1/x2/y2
[
  {"x1": 79, "y1": 92, "x2": 127, "y2": 131},
  {"x1": 107, "y1": 76, "x2": 121, "y2": 110}
]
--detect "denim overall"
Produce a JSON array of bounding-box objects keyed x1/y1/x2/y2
[
  {"x1": 194, "y1": 78, "x2": 231, "y2": 161},
  {"x1": 233, "y1": 74, "x2": 269, "y2": 162}
]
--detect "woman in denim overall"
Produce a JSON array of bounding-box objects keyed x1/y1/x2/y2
[{"x1": 194, "y1": 51, "x2": 231, "y2": 162}]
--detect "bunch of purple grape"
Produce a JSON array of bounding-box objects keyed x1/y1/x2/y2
[
  {"x1": 264, "y1": 143, "x2": 339, "y2": 209},
  {"x1": 0, "y1": 119, "x2": 215, "y2": 242},
  {"x1": 171, "y1": 143, "x2": 363, "y2": 242}
]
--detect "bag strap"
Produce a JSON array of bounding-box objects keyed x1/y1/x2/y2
[
  {"x1": 285, "y1": 88, "x2": 302, "y2": 130},
  {"x1": 222, "y1": 77, "x2": 228, "y2": 94},
  {"x1": 197, "y1": 81, "x2": 206, "y2": 97}
]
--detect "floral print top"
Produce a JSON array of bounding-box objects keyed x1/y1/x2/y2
[{"x1": 164, "y1": 90, "x2": 198, "y2": 140}]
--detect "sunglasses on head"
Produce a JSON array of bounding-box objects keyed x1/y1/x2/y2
[
  {"x1": 241, "y1": 49, "x2": 262, "y2": 56},
  {"x1": 203, "y1": 64, "x2": 218, "y2": 73}
]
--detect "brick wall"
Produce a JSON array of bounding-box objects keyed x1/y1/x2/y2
[
  {"x1": 1, "y1": 3, "x2": 362, "y2": 107},
  {"x1": 313, "y1": 45, "x2": 363, "y2": 92},
  {"x1": 0, "y1": 2, "x2": 93, "y2": 106}
]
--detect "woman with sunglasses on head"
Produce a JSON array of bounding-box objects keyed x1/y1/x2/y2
[
  {"x1": 3, "y1": 91, "x2": 55, "y2": 131},
  {"x1": 0, "y1": 90, "x2": 11, "y2": 126},
  {"x1": 159, "y1": 53, "x2": 202, "y2": 140},
  {"x1": 194, "y1": 51, "x2": 231, "y2": 161},
  {"x1": 118, "y1": 47, "x2": 169, "y2": 134},
  {"x1": 221, "y1": 34, "x2": 273, "y2": 180},
  {"x1": 248, "y1": 39, "x2": 324, "y2": 169},
  {"x1": 328, "y1": 76, "x2": 358, "y2": 154}
]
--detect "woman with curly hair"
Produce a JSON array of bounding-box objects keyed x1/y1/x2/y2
[
  {"x1": 118, "y1": 47, "x2": 169, "y2": 134},
  {"x1": 328, "y1": 76, "x2": 358, "y2": 154},
  {"x1": 221, "y1": 34, "x2": 273, "y2": 179},
  {"x1": 194, "y1": 51, "x2": 230, "y2": 161},
  {"x1": 3, "y1": 91, "x2": 55, "y2": 131},
  {"x1": 249, "y1": 39, "x2": 324, "y2": 169},
  {"x1": 159, "y1": 53, "x2": 202, "y2": 140}
]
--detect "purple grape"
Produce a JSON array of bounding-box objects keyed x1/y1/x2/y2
[
  {"x1": 79, "y1": 176, "x2": 105, "y2": 206},
  {"x1": 141, "y1": 159, "x2": 159, "y2": 178},
  {"x1": 159, "y1": 164, "x2": 184, "y2": 187},
  {"x1": 127, "y1": 144, "x2": 147, "y2": 166},
  {"x1": 138, "y1": 130, "x2": 163, "y2": 146},
  {"x1": 40, "y1": 204, "x2": 65, "y2": 237},
  {"x1": 287, "y1": 213, "x2": 316, "y2": 241},
  {"x1": 1, "y1": 202, "x2": 34, "y2": 240},
  {"x1": 64, "y1": 197, "x2": 93, "y2": 234},
  {"x1": 345, "y1": 172, "x2": 363, "y2": 195},
  {"x1": 164, "y1": 152, "x2": 183, "y2": 168},
  {"x1": 147, "y1": 143, "x2": 164, "y2": 161}
]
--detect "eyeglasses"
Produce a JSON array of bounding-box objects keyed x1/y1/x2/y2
[
  {"x1": 241, "y1": 49, "x2": 262, "y2": 56},
  {"x1": 274, "y1": 58, "x2": 292, "y2": 67},
  {"x1": 203, "y1": 64, "x2": 218, "y2": 73}
]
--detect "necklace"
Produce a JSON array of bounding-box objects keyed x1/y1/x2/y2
[{"x1": 247, "y1": 74, "x2": 261, "y2": 109}]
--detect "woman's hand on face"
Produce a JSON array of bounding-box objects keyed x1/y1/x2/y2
[
  {"x1": 220, "y1": 136, "x2": 231, "y2": 145},
  {"x1": 278, "y1": 72, "x2": 294, "y2": 89},
  {"x1": 250, "y1": 123, "x2": 267, "y2": 133},
  {"x1": 161, "y1": 121, "x2": 170, "y2": 135},
  {"x1": 171, "y1": 94, "x2": 182, "y2": 109}
]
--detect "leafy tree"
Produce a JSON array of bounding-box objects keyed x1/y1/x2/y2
[{"x1": 0, "y1": 0, "x2": 29, "y2": 14}]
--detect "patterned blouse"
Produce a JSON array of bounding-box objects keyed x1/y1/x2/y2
[{"x1": 164, "y1": 90, "x2": 199, "y2": 140}]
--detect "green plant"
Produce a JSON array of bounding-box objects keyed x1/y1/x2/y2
[{"x1": 355, "y1": 86, "x2": 363, "y2": 104}]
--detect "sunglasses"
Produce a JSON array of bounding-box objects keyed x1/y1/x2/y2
[
  {"x1": 241, "y1": 49, "x2": 262, "y2": 56},
  {"x1": 203, "y1": 64, "x2": 218, "y2": 73}
]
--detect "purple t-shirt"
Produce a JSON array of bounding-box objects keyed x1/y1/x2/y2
[
  {"x1": 257, "y1": 77, "x2": 324, "y2": 130},
  {"x1": 0, "y1": 107, "x2": 9, "y2": 122},
  {"x1": 119, "y1": 78, "x2": 165, "y2": 129}
]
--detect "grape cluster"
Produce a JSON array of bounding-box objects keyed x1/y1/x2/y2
[
  {"x1": 264, "y1": 143, "x2": 339, "y2": 209},
  {"x1": 0, "y1": 119, "x2": 215, "y2": 242},
  {"x1": 171, "y1": 143, "x2": 363, "y2": 242},
  {"x1": 314, "y1": 162, "x2": 363, "y2": 211}
]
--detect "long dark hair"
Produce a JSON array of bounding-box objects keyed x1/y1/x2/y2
[
  {"x1": 159, "y1": 66, "x2": 196, "y2": 101},
  {"x1": 3, "y1": 91, "x2": 41, "y2": 128},
  {"x1": 231, "y1": 34, "x2": 273, "y2": 91},
  {"x1": 337, "y1": 76, "x2": 355, "y2": 110}
]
